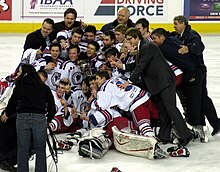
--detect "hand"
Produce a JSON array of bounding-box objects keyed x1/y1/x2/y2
[
  {"x1": 36, "y1": 46, "x2": 42, "y2": 55},
  {"x1": 117, "y1": 81, "x2": 129, "y2": 89},
  {"x1": 80, "y1": 19, "x2": 87, "y2": 28},
  {"x1": 178, "y1": 45, "x2": 189, "y2": 54},
  {"x1": 91, "y1": 89, "x2": 97, "y2": 98},
  {"x1": 80, "y1": 112, "x2": 89, "y2": 121},
  {"x1": 60, "y1": 98, "x2": 67, "y2": 108},
  {"x1": 0, "y1": 112, "x2": 8, "y2": 123},
  {"x1": 71, "y1": 106, "x2": 78, "y2": 118},
  {"x1": 60, "y1": 39, "x2": 69, "y2": 49},
  {"x1": 110, "y1": 60, "x2": 123, "y2": 69}
]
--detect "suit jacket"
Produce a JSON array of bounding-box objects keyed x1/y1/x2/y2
[
  {"x1": 125, "y1": 40, "x2": 175, "y2": 95},
  {"x1": 54, "y1": 20, "x2": 81, "y2": 33},
  {"x1": 100, "y1": 19, "x2": 135, "y2": 33},
  {"x1": 23, "y1": 29, "x2": 56, "y2": 52}
]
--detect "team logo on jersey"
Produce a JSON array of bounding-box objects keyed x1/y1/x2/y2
[
  {"x1": 71, "y1": 71, "x2": 83, "y2": 85},
  {"x1": 51, "y1": 72, "x2": 61, "y2": 86},
  {"x1": 80, "y1": 102, "x2": 90, "y2": 112}
]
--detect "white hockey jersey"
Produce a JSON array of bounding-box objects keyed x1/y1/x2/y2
[
  {"x1": 52, "y1": 90, "x2": 73, "y2": 126},
  {"x1": 71, "y1": 89, "x2": 90, "y2": 113},
  {"x1": 87, "y1": 108, "x2": 121, "y2": 128},
  {"x1": 91, "y1": 77, "x2": 151, "y2": 112},
  {"x1": 61, "y1": 60, "x2": 84, "y2": 90},
  {"x1": 32, "y1": 58, "x2": 63, "y2": 91}
]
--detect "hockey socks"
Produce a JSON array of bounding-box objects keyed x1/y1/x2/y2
[{"x1": 139, "y1": 123, "x2": 154, "y2": 137}]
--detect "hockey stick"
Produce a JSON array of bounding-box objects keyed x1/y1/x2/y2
[{"x1": 46, "y1": 125, "x2": 59, "y2": 165}]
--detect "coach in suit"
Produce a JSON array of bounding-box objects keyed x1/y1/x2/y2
[{"x1": 118, "y1": 28, "x2": 192, "y2": 146}]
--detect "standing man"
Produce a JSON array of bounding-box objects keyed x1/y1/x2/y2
[
  {"x1": 54, "y1": 8, "x2": 81, "y2": 33},
  {"x1": 23, "y1": 18, "x2": 56, "y2": 53},
  {"x1": 101, "y1": 7, "x2": 135, "y2": 33},
  {"x1": 172, "y1": 15, "x2": 220, "y2": 136},
  {"x1": 118, "y1": 28, "x2": 193, "y2": 146}
]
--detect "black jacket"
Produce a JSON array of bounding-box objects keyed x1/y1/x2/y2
[
  {"x1": 5, "y1": 79, "x2": 56, "y2": 123},
  {"x1": 54, "y1": 20, "x2": 81, "y2": 33},
  {"x1": 171, "y1": 25, "x2": 205, "y2": 65},
  {"x1": 101, "y1": 19, "x2": 135, "y2": 33},
  {"x1": 125, "y1": 40, "x2": 175, "y2": 95},
  {"x1": 23, "y1": 29, "x2": 56, "y2": 52},
  {"x1": 159, "y1": 36, "x2": 201, "y2": 71}
]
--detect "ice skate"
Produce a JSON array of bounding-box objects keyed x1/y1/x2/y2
[{"x1": 153, "y1": 144, "x2": 169, "y2": 159}]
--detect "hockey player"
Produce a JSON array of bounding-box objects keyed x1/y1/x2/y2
[
  {"x1": 78, "y1": 41, "x2": 104, "y2": 77},
  {"x1": 61, "y1": 45, "x2": 84, "y2": 90},
  {"x1": 32, "y1": 42, "x2": 63, "y2": 91},
  {"x1": 50, "y1": 80, "x2": 81, "y2": 133},
  {"x1": 77, "y1": 106, "x2": 169, "y2": 159},
  {"x1": 90, "y1": 71, "x2": 159, "y2": 137}
]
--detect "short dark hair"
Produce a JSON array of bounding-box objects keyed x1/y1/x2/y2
[
  {"x1": 68, "y1": 44, "x2": 80, "y2": 54},
  {"x1": 104, "y1": 47, "x2": 120, "y2": 59},
  {"x1": 64, "y1": 8, "x2": 77, "y2": 19},
  {"x1": 43, "y1": 18, "x2": 55, "y2": 29},
  {"x1": 104, "y1": 31, "x2": 115, "y2": 41},
  {"x1": 85, "y1": 25, "x2": 97, "y2": 35},
  {"x1": 88, "y1": 75, "x2": 96, "y2": 82},
  {"x1": 50, "y1": 41, "x2": 61, "y2": 52},
  {"x1": 82, "y1": 77, "x2": 90, "y2": 87},
  {"x1": 125, "y1": 28, "x2": 143, "y2": 40},
  {"x1": 135, "y1": 18, "x2": 149, "y2": 32},
  {"x1": 96, "y1": 70, "x2": 110, "y2": 80},
  {"x1": 151, "y1": 28, "x2": 169, "y2": 38},
  {"x1": 173, "y1": 15, "x2": 188, "y2": 25},
  {"x1": 72, "y1": 27, "x2": 84, "y2": 36},
  {"x1": 88, "y1": 41, "x2": 100, "y2": 52}
]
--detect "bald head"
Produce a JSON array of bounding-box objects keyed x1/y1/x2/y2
[{"x1": 117, "y1": 7, "x2": 130, "y2": 24}]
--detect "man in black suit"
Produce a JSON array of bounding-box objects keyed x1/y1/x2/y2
[
  {"x1": 118, "y1": 28, "x2": 192, "y2": 146},
  {"x1": 23, "y1": 18, "x2": 56, "y2": 53}
]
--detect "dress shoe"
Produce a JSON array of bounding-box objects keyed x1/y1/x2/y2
[
  {"x1": 0, "y1": 161, "x2": 17, "y2": 172},
  {"x1": 178, "y1": 135, "x2": 194, "y2": 147},
  {"x1": 211, "y1": 125, "x2": 220, "y2": 136}
]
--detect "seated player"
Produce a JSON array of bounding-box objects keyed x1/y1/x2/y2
[{"x1": 50, "y1": 79, "x2": 81, "y2": 133}]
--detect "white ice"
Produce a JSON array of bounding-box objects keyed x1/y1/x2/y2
[{"x1": 0, "y1": 34, "x2": 220, "y2": 172}]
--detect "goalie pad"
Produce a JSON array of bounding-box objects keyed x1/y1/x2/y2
[
  {"x1": 78, "y1": 128, "x2": 112, "y2": 159},
  {"x1": 112, "y1": 126, "x2": 168, "y2": 159}
]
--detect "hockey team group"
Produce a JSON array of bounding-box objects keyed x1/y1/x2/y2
[{"x1": 0, "y1": 6, "x2": 220, "y2": 172}]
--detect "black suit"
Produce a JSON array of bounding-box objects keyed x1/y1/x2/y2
[
  {"x1": 125, "y1": 40, "x2": 192, "y2": 142},
  {"x1": 23, "y1": 29, "x2": 56, "y2": 52}
]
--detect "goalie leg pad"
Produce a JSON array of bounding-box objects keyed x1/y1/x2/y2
[
  {"x1": 78, "y1": 128, "x2": 112, "y2": 159},
  {"x1": 112, "y1": 126, "x2": 160, "y2": 159}
]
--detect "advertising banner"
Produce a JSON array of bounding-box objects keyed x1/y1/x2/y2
[
  {"x1": 0, "y1": 0, "x2": 12, "y2": 20},
  {"x1": 84, "y1": 0, "x2": 168, "y2": 23},
  {"x1": 184, "y1": 0, "x2": 220, "y2": 20},
  {"x1": 21, "y1": 0, "x2": 84, "y2": 19}
]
